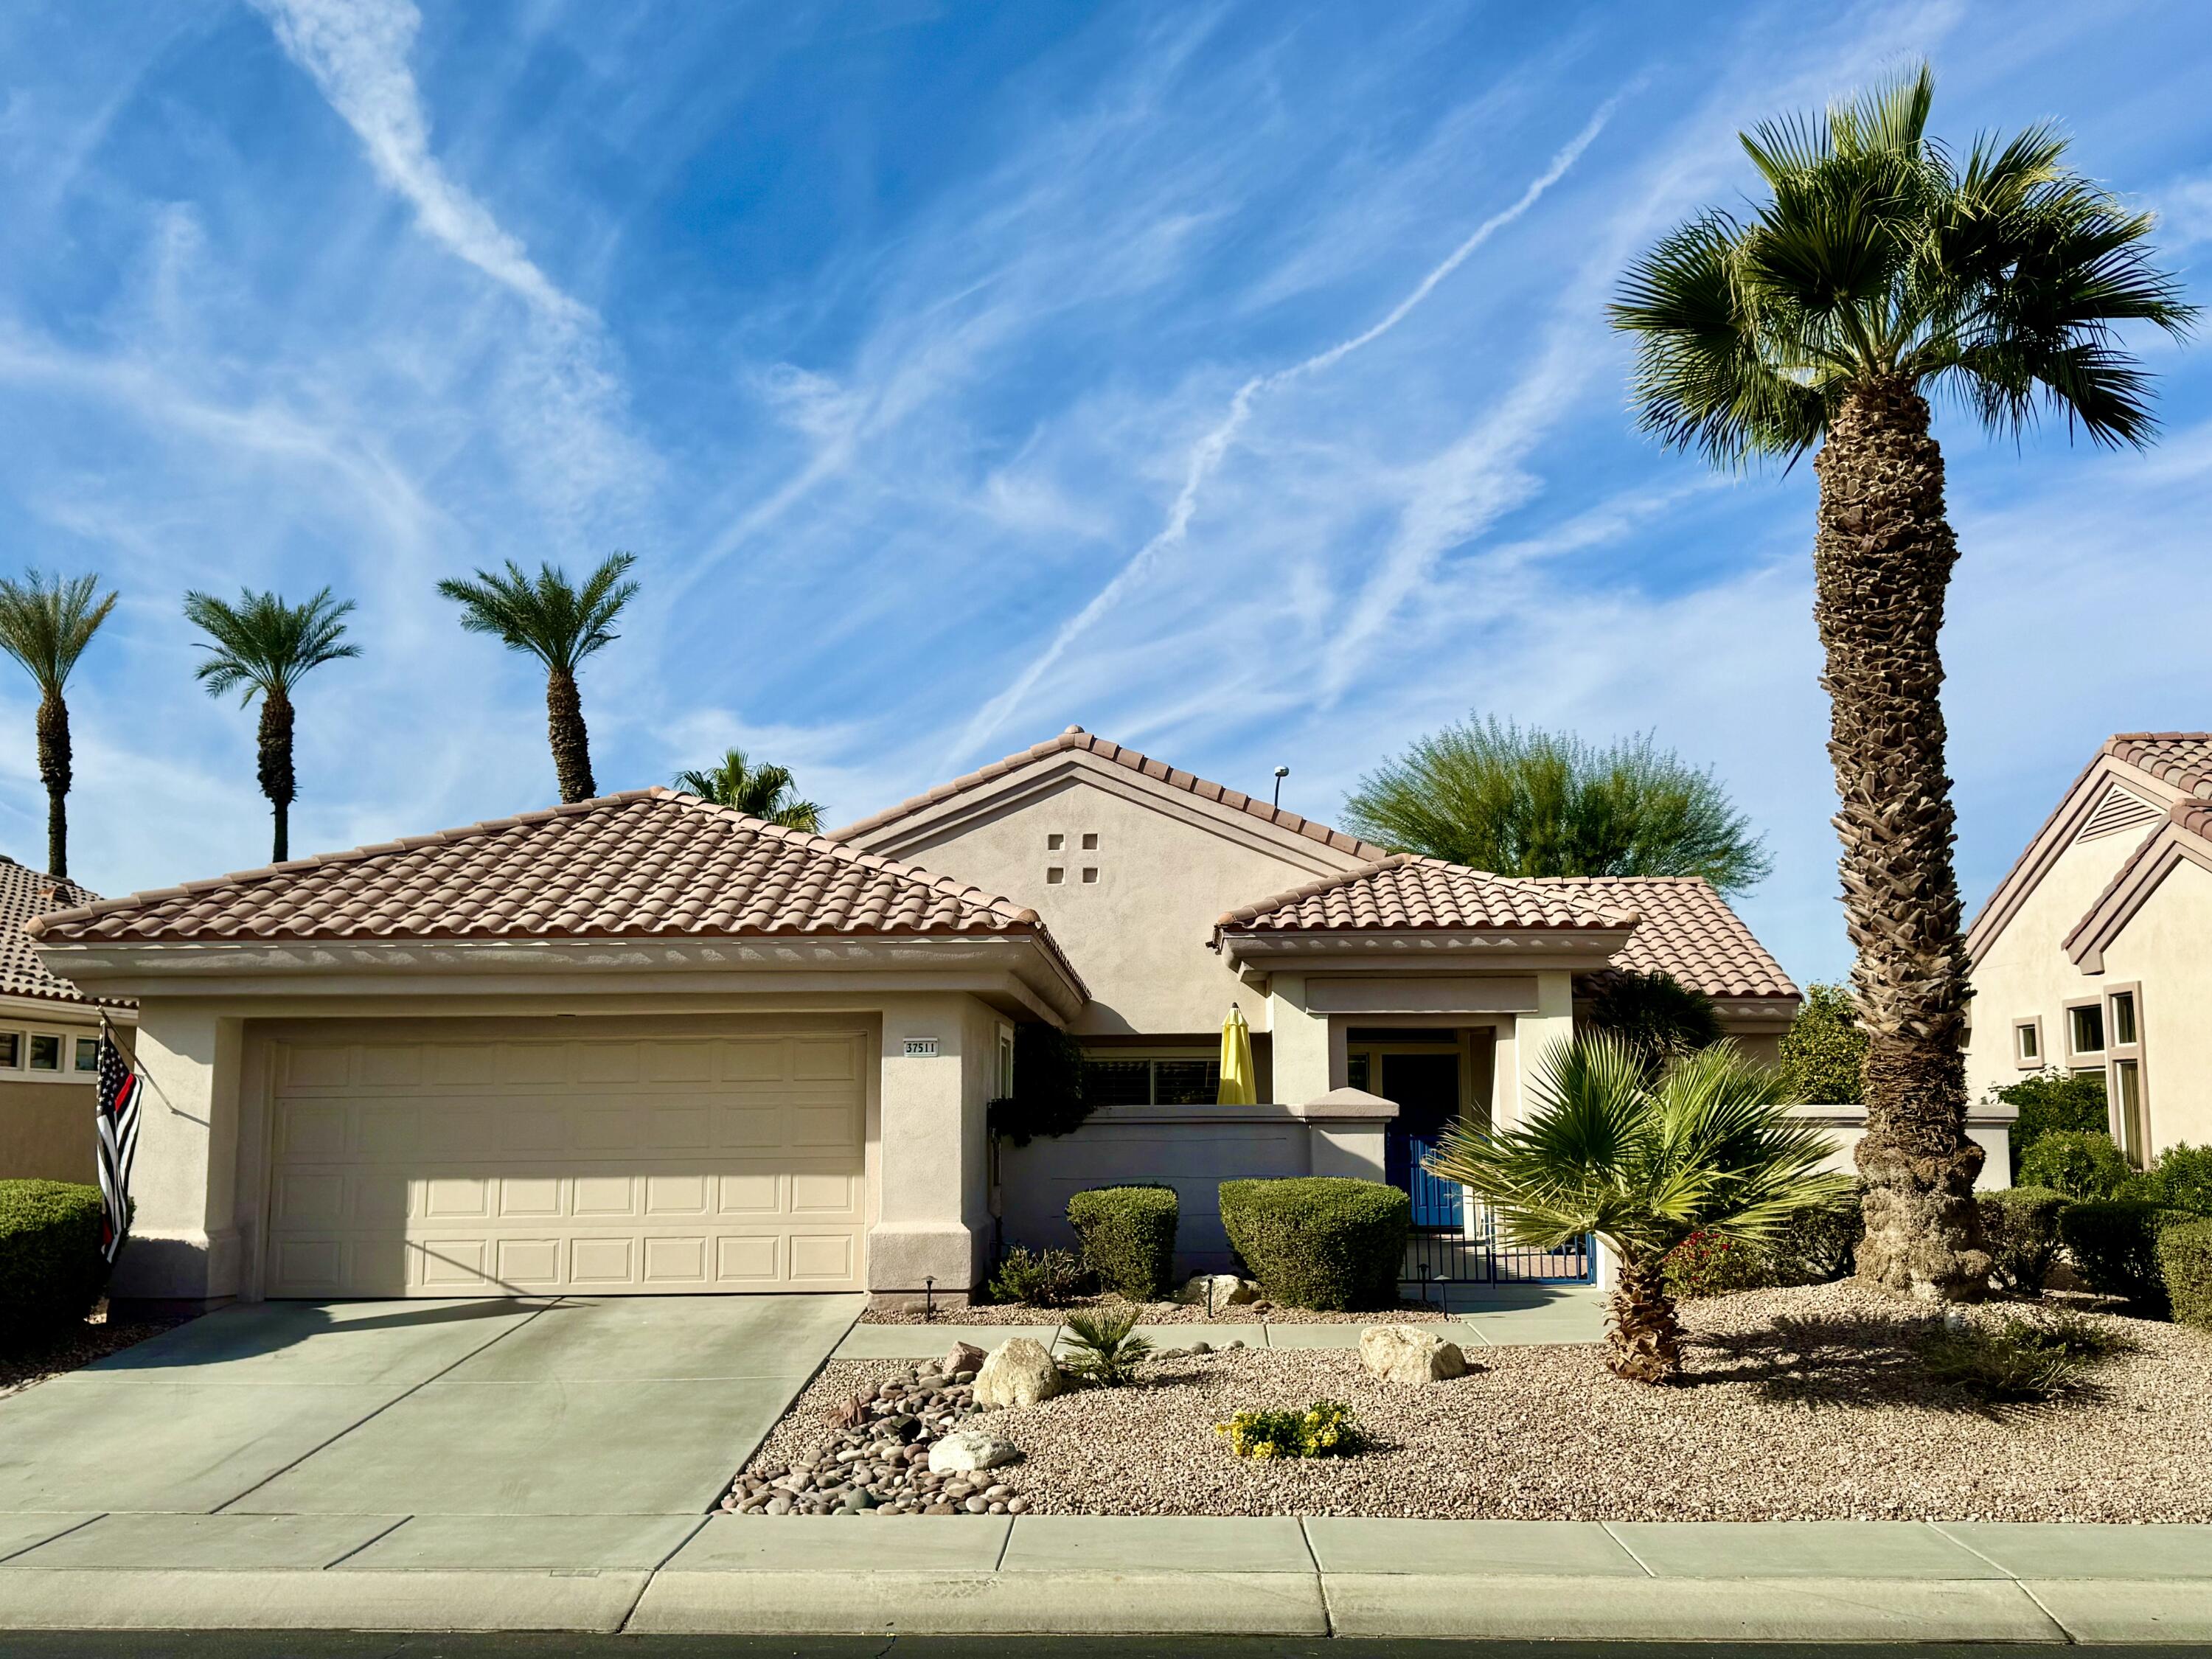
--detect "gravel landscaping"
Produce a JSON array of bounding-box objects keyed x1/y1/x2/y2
[
  {"x1": 865, "y1": 1294, "x2": 1461, "y2": 1325},
  {"x1": 0, "y1": 1304, "x2": 191, "y2": 1400},
  {"x1": 751, "y1": 1284, "x2": 2212, "y2": 1523}
]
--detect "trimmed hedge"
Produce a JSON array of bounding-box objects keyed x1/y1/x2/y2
[
  {"x1": 1219, "y1": 1177, "x2": 1409, "y2": 1311},
  {"x1": 2058, "y1": 1200, "x2": 2194, "y2": 1314},
  {"x1": 1994, "y1": 1068, "x2": 2107, "y2": 1180},
  {"x1": 0, "y1": 1180, "x2": 111, "y2": 1345},
  {"x1": 1979, "y1": 1185, "x2": 2070, "y2": 1295},
  {"x1": 2146, "y1": 1143, "x2": 2212, "y2": 1216},
  {"x1": 2020, "y1": 1130, "x2": 2135, "y2": 1202},
  {"x1": 1067, "y1": 1184, "x2": 1179, "y2": 1301},
  {"x1": 2155, "y1": 1218, "x2": 2212, "y2": 1330}
]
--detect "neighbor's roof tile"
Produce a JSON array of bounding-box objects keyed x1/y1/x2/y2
[
  {"x1": 27, "y1": 790, "x2": 1066, "y2": 955},
  {"x1": 0, "y1": 858, "x2": 106, "y2": 1005}
]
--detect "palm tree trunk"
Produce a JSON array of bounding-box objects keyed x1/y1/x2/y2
[
  {"x1": 35, "y1": 692, "x2": 69, "y2": 880},
  {"x1": 257, "y1": 689, "x2": 296, "y2": 863},
  {"x1": 1812, "y1": 377, "x2": 1989, "y2": 1302},
  {"x1": 546, "y1": 667, "x2": 595, "y2": 803},
  {"x1": 1607, "y1": 1253, "x2": 1684, "y2": 1383}
]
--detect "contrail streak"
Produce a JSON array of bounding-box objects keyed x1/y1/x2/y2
[{"x1": 949, "y1": 97, "x2": 1620, "y2": 764}]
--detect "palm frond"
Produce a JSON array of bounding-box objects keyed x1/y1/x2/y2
[
  {"x1": 182, "y1": 587, "x2": 361, "y2": 704},
  {"x1": 437, "y1": 552, "x2": 640, "y2": 672},
  {"x1": 0, "y1": 569, "x2": 117, "y2": 695}
]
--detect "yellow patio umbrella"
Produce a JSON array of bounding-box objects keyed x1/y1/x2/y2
[{"x1": 1217, "y1": 1003, "x2": 1257, "y2": 1105}]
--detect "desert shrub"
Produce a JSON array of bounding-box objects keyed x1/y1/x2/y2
[
  {"x1": 1216, "y1": 1399, "x2": 1363, "y2": 1459},
  {"x1": 2019, "y1": 1130, "x2": 2135, "y2": 1201},
  {"x1": 1217, "y1": 1178, "x2": 1409, "y2": 1312},
  {"x1": 1772, "y1": 1189, "x2": 1863, "y2": 1282},
  {"x1": 1978, "y1": 1186, "x2": 2070, "y2": 1295},
  {"x1": 1584, "y1": 970, "x2": 1723, "y2": 1067},
  {"x1": 986, "y1": 1024, "x2": 1088, "y2": 1147},
  {"x1": 1060, "y1": 1304, "x2": 1154, "y2": 1387},
  {"x1": 1994, "y1": 1068, "x2": 2107, "y2": 1179},
  {"x1": 1662, "y1": 1229, "x2": 1777, "y2": 1298},
  {"x1": 986, "y1": 1245, "x2": 1088, "y2": 1308},
  {"x1": 2143, "y1": 1144, "x2": 2212, "y2": 1215},
  {"x1": 0, "y1": 1180, "x2": 111, "y2": 1346},
  {"x1": 2154, "y1": 1219, "x2": 2212, "y2": 1330},
  {"x1": 1920, "y1": 1311, "x2": 2125, "y2": 1406},
  {"x1": 1778, "y1": 982, "x2": 1866, "y2": 1104},
  {"x1": 1066, "y1": 1185, "x2": 1178, "y2": 1301},
  {"x1": 2058, "y1": 1200, "x2": 2195, "y2": 1315}
]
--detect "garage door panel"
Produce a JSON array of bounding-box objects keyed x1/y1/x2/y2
[{"x1": 266, "y1": 1028, "x2": 868, "y2": 1296}]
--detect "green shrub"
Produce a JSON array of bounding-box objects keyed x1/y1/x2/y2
[
  {"x1": 1919, "y1": 1311, "x2": 2124, "y2": 1405},
  {"x1": 1217, "y1": 1178, "x2": 1409, "y2": 1311},
  {"x1": 1216, "y1": 1399, "x2": 1363, "y2": 1459},
  {"x1": 986, "y1": 1024, "x2": 1088, "y2": 1147},
  {"x1": 2144, "y1": 1144, "x2": 2212, "y2": 1215},
  {"x1": 1772, "y1": 1189, "x2": 1863, "y2": 1282},
  {"x1": 1994, "y1": 1069, "x2": 2107, "y2": 1179},
  {"x1": 2058, "y1": 1200, "x2": 2194, "y2": 1314},
  {"x1": 986, "y1": 1245, "x2": 1088, "y2": 1308},
  {"x1": 1066, "y1": 1185, "x2": 1178, "y2": 1301},
  {"x1": 1979, "y1": 1186, "x2": 2070, "y2": 1295},
  {"x1": 2020, "y1": 1130, "x2": 2135, "y2": 1201},
  {"x1": 1060, "y1": 1304, "x2": 1155, "y2": 1386},
  {"x1": 2155, "y1": 1218, "x2": 2212, "y2": 1330},
  {"x1": 1584, "y1": 970, "x2": 1723, "y2": 1067},
  {"x1": 1663, "y1": 1229, "x2": 1777, "y2": 1298},
  {"x1": 1778, "y1": 982, "x2": 1866, "y2": 1104},
  {"x1": 0, "y1": 1180, "x2": 111, "y2": 1345}
]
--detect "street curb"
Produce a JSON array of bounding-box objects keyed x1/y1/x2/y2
[{"x1": 0, "y1": 1568, "x2": 650, "y2": 1632}]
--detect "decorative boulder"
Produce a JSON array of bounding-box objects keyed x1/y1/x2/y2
[
  {"x1": 1359, "y1": 1324, "x2": 1469, "y2": 1384},
  {"x1": 940, "y1": 1341, "x2": 987, "y2": 1377},
  {"x1": 973, "y1": 1337, "x2": 1063, "y2": 1408},
  {"x1": 1175, "y1": 1273, "x2": 1258, "y2": 1307},
  {"x1": 928, "y1": 1430, "x2": 1020, "y2": 1473}
]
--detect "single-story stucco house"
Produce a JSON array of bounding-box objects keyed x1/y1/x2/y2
[
  {"x1": 0, "y1": 857, "x2": 131, "y2": 1186},
  {"x1": 1964, "y1": 731, "x2": 2212, "y2": 1164},
  {"x1": 29, "y1": 728, "x2": 1804, "y2": 1310}
]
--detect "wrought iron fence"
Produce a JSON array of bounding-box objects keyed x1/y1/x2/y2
[{"x1": 1399, "y1": 1203, "x2": 1596, "y2": 1289}]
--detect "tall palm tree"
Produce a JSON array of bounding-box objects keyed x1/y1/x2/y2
[
  {"x1": 182, "y1": 587, "x2": 361, "y2": 863},
  {"x1": 670, "y1": 747, "x2": 824, "y2": 831},
  {"x1": 1429, "y1": 1034, "x2": 1851, "y2": 1383},
  {"x1": 437, "y1": 553, "x2": 639, "y2": 803},
  {"x1": 0, "y1": 570, "x2": 117, "y2": 880},
  {"x1": 1610, "y1": 64, "x2": 2193, "y2": 1300}
]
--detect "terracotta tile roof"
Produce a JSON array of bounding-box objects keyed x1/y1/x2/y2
[
  {"x1": 2104, "y1": 732, "x2": 2212, "y2": 799},
  {"x1": 1215, "y1": 855, "x2": 1638, "y2": 935},
  {"x1": 1529, "y1": 876, "x2": 1800, "y2": 1000},
  {"x1": 26, "y1": 790, "x2": 1069, "y2": 958},
  {"x1": 832, "y1": 726, "x2": 1393, "y2": 860},
  {"x1": 0, "y1": 858, "x2": 105, "y2": 1006}
]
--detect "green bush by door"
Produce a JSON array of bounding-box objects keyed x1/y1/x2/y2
[
  {"x1": 1218, "y1": 1177, "x2": 1409, "y2": 1311},
  {"x1": 1066, "y1": 1185, "x2": 1179, "y2": 1301},
  {"x1": 0, "y1": 1180, "x2": 111, "y2": 1349}
]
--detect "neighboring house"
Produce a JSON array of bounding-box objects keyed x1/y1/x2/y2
[
  {"x1": 0, "y1": 857, "x2": 129, "y2": 1184},
  {"x1": 29, "y1": 728, "x2": 1798, "y2": 1309},
  {"x1": 1964, "y1": 732, "x2": 2212, "y2": 1165}
]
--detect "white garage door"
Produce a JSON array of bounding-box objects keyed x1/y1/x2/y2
[{"x1": 263, "y1": 1022, "x2": 869, "y2": 1297}]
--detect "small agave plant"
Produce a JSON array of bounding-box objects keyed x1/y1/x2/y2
[{"x1": 1060, "y1": 1305, "x2": 1154, "y2": 1388}]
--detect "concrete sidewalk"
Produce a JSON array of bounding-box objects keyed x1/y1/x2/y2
[{"x1": 1, "y1": 1514, "x2": 2208, "y2": 1640}]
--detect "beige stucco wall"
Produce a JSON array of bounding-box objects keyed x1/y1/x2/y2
[
  {"x1": 0, "y1": 1077, "x2": 97, "y2": 1183},
  {"x1": 1963, "y1": 821, "x2": 2154, "y2": 1105},
  {"x1": 2094, "y1": 856, "x2": 2212, "y2": 1153},
  {"x1": 855, "y1": 770, "x2": 1363, "y2": 1037}
]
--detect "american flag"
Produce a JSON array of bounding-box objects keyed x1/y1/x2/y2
[{"x1": 94, "y1": 1023, "x2": 142, "y2": 1265}]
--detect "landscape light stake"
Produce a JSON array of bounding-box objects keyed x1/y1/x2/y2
[
  {"x1": 923, "y1": 1276, "x2": 936, "y2": 1323},
  {"x1": 1206, "y1": 1279, "x2": 1217, "y2": 1320},
  {"x1": 1419, "y1": 1260, "x2": 1435, "y2": 1311}
]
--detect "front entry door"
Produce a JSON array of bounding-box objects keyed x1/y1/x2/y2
[{"x1": 1380, "y1": 1052, "x2": 1462, "y2": 1230}]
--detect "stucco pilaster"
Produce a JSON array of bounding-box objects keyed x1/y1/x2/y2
[
  {"x1": 869, "y1": 993, "x2": 992, "y2": 1297},
  {"x1": 108, "y1": 1004, "x2": 244, "y2": 1306}
]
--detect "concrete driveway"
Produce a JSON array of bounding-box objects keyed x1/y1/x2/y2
[{"x1": 0, "y1": 1295, "x2": 859, "y2": 1518}]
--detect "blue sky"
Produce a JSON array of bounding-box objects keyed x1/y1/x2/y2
[{"x1": 0, "y1": 0, "x2": 2207, "y2": 988}]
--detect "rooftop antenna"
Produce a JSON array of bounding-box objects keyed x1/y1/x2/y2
[{"x1": 1271, "y1": 765, "x2": 1290, "y2": 810}]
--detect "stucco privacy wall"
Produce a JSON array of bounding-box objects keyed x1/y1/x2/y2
[
  {"x1": 2096, "y1": 857, "x2": 2212, "y2": 1152},
  {"x1": 1, "y1": 1077, "x2": 97, "y2": 1183},
  {"x1": 1961, "y1": 812, "x2": 2154, "y2": 1105},
  {"x1": 841, "y1": 758, "x2": 1371, "y2": 1037}
]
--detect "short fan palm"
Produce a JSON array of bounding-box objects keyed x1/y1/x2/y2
[
  {"x1": 1427, "y1": 1034, "x2": 1851, "y2": 1384},
  {"x1": 438, "y1": 553, "x2": 639, "y2": 803},
  {"x1": 184, "y1": 586, "x2": 360, "y2": 862},
  {"x1": 0, "y1": 569, "x2": 116, "y2": 880},
  {"x1": 670, "y1": 747, "x2": 824, "y2": 832},
  {"x1": 1611, "y1": 64, "x2": 2192, "y2": 1300}
]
